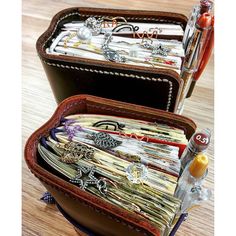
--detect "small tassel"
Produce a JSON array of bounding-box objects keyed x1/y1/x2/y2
[
  {"x1": 64, "y1": 120, "x2": 83, "y2": 140},
  {"x1": 40, "y1": 192, "x2": 55, "y2": 204}
]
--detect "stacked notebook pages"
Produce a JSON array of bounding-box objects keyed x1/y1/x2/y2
[
  {"x1": 46, "y1": 17, "x2": 185, "y2": 74},
  {"x1": 38, "y1": 114, "x2": 189, "y2": 236}
]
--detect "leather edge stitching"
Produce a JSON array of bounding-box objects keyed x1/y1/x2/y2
[{"x1": 43, "y1": 60, "x2": 173, "y2": 111}]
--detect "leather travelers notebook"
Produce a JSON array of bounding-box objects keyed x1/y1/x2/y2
[
  {"x1": 24, "y1": 95, "x2": 196, "y2": 236},
  {"x1": 36, "y1": 7, "x2": 188, "y2": 112}
]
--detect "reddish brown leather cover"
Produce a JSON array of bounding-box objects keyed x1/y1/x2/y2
[
  {"x1": 24, "y1": 95, "x2": 196, "y2": 236},
  {"x1": 36, "y1": 7, "x2": 188, "y2": 112}
]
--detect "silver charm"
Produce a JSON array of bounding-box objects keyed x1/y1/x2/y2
[
  {"x1": 91, "y1": 132, "x2": 122, "y2": 149},
  {"x1": 102, "y1": 32, "x2": 127, "y2": 63},
  {"x1": 70, "y1": 165, "x2": 107, "y2": 195},
  {"x1": 103, "y1": 48, "x2": 127, "y2": 63},
  {"x1": 112, "y1": 23, "x2": 139, "y2": 33},
  {"x1": 70, "y1": 165, "x2": 98, "y2": 189},
  {"x1": 92, "y1": 120, "x2": 125, "y2": 131},
  {"x1": 141, "y1": 39, "x2": 154, "y2": 49},
  {"x1": 58, "y1": 142, "x2": 94, "y2": 163},
  {"x1": 126, "y1": 163, "x2": 148, "y2": 184},
  {"x1": 97, "y1": 179, "x2": 107, "y2": 195},
  {"x1": 76, "y1": 16, "x2": 103, "y2": 41},
  {"x1": 151, "y1": 44, "x2": 171, "y2": 57},
  {"x1": 84, "y1": 17, "x2": 103, "y2": 36},
  {"x1": 141, "y1": 39, "x2": 171, "y2": 57}
]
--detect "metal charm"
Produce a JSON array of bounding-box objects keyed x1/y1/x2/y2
[
  {"x1": 103, "y1": 48, "x2": 127, "y2": 63},
  {"x1": 151, "y1": 44, "x2": 171, "y2": 57},
  {"x1": 140, "y1": 38, "x2": 153, "y2": 49},
  {"x1": 126, "y1": 163, "x2": 148, "y2": 184},
  {"x1": 91, "y1": 132, "x2": 122, "y2": 149},
  {"x1": 92, "y1": 120, "x2": 125, "y2": 131},
  {"x1": 70, "y1": 165, "x2": 98, "y2": 189},
  {"x1": 97, "y1": 179, "x2": 107, "y2": 195},
  {"x1": 84, "y1": 17, "x2": 103, "y2": 36},
  {"x1": 149, "y1": 27, "x2": 163, "y2": 33},
  {"x1": 58, "y1": 142, "x2": 94, "y2": 163},
  {"x1": 112, "y1": 23, "x2": 139, "y2": 33},
  {"x1": 59, "y1": 153, "x2": 79, "y2": 164},
  {"x1": 76, "y1": 17, "x2": 103, "y2": 42},
  {"x1": 70, "y1": 165, "x2": 107, "y2": 195},
  {"x1": 141, "y1": 39, "x2": 171, "y2": 57},
  {"x1": 102, "y1": 32, "x2": 127, "y2": 63},
  {"x1": 40, "y1": 192, "x2": 55, "y2": 204}
]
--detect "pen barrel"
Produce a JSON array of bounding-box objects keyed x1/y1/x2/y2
[
  {"x1": 183, "y1": 0, "x2": 213, "y2": 52},
  {"x1": 184, "y1": 27, "x2": 203, "y2": 70},
  {"x1": 179, "y1": 29, "x2": 202, "y2": 103},
  {"x1": 179, "y1": 70, "x2": 194, "y2": 103},
  {"x1": 181, "y1": 13, "x2": 213, "y2": 99},
  {"x1": 182, "y1": 5, "x2": 199, "y2": 51},
  {"x1": 186, "y1": 18, "x2": 214, "y2": 98},
  {"x1": 183, "y1": 26, "x2": 212, "y2": 98},
  {"x1": 186, "y1": 80, "x2": 196, "y2": 98}
]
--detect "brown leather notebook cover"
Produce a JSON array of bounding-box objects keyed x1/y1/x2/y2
[
  {"x1": 36, "y1": 7, "x2": 188, "y2": 112},
  {"x1": 24, "y1": 95, "x2": 196, "y2": 236}
]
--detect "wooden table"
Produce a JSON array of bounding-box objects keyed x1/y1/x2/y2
[{"x1": 22, "y1": 1, "x2": 214, "y2": 235}]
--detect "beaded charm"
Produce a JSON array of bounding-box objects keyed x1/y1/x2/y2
[
  {"x1": 40, "y1": 192, "x2": 55, "y2": 204},
  {"x1": 70, "y1": 165, "x2": 107, "y2": 195},
  {"x1": 58, "y1": 142, "x2": 95, "y2": 163},
  {"x1": 91, "y1": 132, "x2": 122, "y2": 149},
  {"x1": 126, "y1": 163, "x2": 148, "y2": 184}
]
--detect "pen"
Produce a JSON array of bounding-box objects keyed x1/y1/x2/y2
[
  {"x1": 182, "y1": 0, "x2": 213, "y2": 52},
  {"x1": 186, "y1": 16, "x2": 214, "y2": 98},
  {"x1": 179, "y1": 12, "x2": 213, "y2": 103},
  {"x1": 182, "y1": 5, "x2": 199, "y2": 52}
]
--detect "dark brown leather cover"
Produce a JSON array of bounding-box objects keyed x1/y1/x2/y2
[
  {"x1": 24, "y1": 95, "x2": 196, "y2": 236},
  {"x1": 36, "y1": 7, "x2": 188, "y2": 112}
]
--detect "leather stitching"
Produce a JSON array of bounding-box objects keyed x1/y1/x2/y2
[
  {"x1": 43, "y1": 61, "x2": 173, "y2": 111},
  {"x1": 41, "y1": 11, "x2": 184, "y2": 112},
  {"x1": 36, "y1": 176, "x2": 150, "y2": 235},
  {"x1": 27, "y1": 97, "x2": 193, "y2": 236}
]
